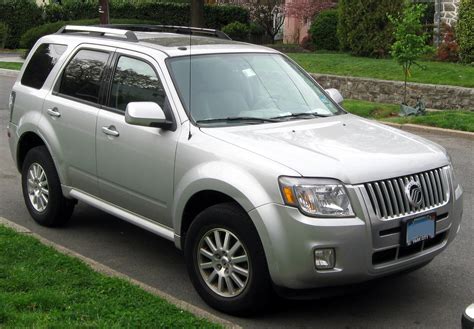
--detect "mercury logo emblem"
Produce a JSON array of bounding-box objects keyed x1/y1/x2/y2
[{"x1": 405, "y1": 180, "x2": 423, "y2": 208}]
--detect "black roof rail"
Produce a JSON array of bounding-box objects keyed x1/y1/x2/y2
[
  {"x1": 100, "y1": 24, "x2": 232, "y2": 40},
  {"x1": 56, "y1": 25, "x2": 138, "y2": 42}
]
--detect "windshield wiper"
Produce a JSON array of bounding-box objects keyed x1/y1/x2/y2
[
  {"x1": 271, "y1": 112, "x2": 331, "y2": 120},
  {"x1": 196, "y1": 117, "x2": 280, "y2": 124}
]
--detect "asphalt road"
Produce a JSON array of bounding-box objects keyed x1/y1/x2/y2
[{"x1": 0, "y1": 74, "x2": 473, "y2": 328}]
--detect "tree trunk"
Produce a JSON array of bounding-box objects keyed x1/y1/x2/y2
[
  {"x1": 99, "y1": 0, "x2": 110, "y2": 25},
  {"x1": 191, "y1": 0, "x2": 204, "y2": 28}
]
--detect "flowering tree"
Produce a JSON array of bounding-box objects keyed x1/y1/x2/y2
[
  {"x1": 284, "y1": 0, "x2": 335, "y2": 43},
  {"x1": 285, "y1": 0, "x2": 334, "y2": 23},
  {"x1": 245, "y1": 0, "x2": 285, "y2": 44}
]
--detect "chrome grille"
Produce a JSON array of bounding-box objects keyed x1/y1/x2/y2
[{"x1": 365, "y1": 167, "x2": 449, "y2": 220}]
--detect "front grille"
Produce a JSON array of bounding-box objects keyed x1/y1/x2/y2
[{"x1": 364, "y1": 167, "x2": 449, "y2": 220}]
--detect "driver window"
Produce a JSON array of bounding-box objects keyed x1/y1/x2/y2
[{"x1": 109, "y1": 56, "x2": 166, "y2": 112}]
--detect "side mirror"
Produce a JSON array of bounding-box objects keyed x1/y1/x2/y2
[
  {"x1": 125, "y1": 102, "x2": 172, "y2": 129},
  {"x1": 325, "y1": 88, "x2": 344, "y2": 104}
]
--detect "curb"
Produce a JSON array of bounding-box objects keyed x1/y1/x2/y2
[
  {"x1": 380, "y1": 121, "x2": 474, "y2": 140},
  {"x1": 0, "y1": 68, "x2": 19, "y2": 77},
  {"x1": 0, "y1": 217, "x2": 241, "y2": 329}
]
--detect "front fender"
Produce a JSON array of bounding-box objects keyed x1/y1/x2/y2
[{"x1": 173, "y1": 160, "x2": 274, "y2": 235}]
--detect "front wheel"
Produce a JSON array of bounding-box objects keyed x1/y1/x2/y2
[{"x1": 184, "y1": 203, "x2": 272, "y2": 316}]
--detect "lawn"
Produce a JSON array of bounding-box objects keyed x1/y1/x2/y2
[
  {"x1": 343, "y1": 99, "x2": 474, "y2": 132},
  {"x1": 0, "y1": 225, "x2": 219, "y2": 328},
  {"x1": 0, "y1": 62, "x2": 22, "y2": 70},
  {"x1": 288, "y1": 52, "x2": 474, "y2": 88}
]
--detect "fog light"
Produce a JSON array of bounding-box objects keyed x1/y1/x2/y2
[{"x1": 314, "y1": 248, "x2": 335, "y2": 270}]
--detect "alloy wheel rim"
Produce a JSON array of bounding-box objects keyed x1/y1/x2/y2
[
  {"x1": 26, "y1": 163, "x2": 49, "y2": 212},
  {"x1": 197, "y1": 228, "x2": 250, "y2": 298}
]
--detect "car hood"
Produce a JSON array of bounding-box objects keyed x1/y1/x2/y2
[{"x1": 201, "y1": 114, "x2": 449, "y2": 184}]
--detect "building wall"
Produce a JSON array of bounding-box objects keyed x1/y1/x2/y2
[{"x1": 440, "y1": 0, "x2": 460, "y2": 26}]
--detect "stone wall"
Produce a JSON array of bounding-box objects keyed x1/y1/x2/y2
[
  {"x1": 312, "y1": 73, "x2": 474, "y2": 111},
  {"x1": 440, "y1": 0, "x2": 460, "y2": 26}
]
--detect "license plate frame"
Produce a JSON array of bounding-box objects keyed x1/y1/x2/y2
[{"x1": 401, "y1": 213, "x2": 436, "y2": 247}]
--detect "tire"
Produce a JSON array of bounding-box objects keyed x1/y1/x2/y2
[
  {"x1": 184, "y1": 203, "x2": 272, "y2": 316},
  {"x1": 21, "y1": 146, "x2": 75, "y2": 227}
]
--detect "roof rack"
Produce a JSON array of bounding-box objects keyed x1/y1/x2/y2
[
  {"x1": 101, "y1": 24, "x2": 231, "y2": 40},
  {"x1": 56, "y1": 25, "x2": 138, "y2": 42}
]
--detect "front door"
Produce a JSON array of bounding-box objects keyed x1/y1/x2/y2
[{"x1": 96, "y1": 51, "x2": 179, "y2": 227}]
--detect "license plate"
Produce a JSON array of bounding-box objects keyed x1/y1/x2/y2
[{"x1": 403, "y1": 214, "x2": 436, "y2": 246}]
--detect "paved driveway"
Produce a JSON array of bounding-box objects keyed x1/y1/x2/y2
[{"x1": 0, "y1": 74, "x2": 472, "y2": 328}]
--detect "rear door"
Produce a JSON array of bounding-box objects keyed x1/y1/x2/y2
[
  {"x1": 95, "y1": 50, "x2": 179, "y2": 227},
  {"x1": 41, "y1": 45, "x2": 114, "y2": 196}
]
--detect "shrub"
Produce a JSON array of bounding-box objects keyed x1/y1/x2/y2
[
  {"x1": 0, "y1": 22, "x2": 8, "y2": 49},
  {"x1": 0, "y1": 0, "x2": 42, "y2": 49},
  {"x1": 20, "y1": 19, "x2": 159, "y2": 51},
  {"x1": 299, "y1": 35, "x2": 315, "y2": 51},
  {"x1": 457, "y1": 0, "x2": 474, "y2": 64},
  {"x1": 41, "y1": 2, "x2": 249, "y2": 30},
  {"x1": 309, "y1": 9, "x2": 339, "y2": 51},
  {"x1": 436, "y1": 24, "x2": 460, "y2": 62},
  {"x1": 222, "y1": 22, "x2": 249, "y2": 41},
  {"x1": 338, "y1": 0, "x2": 404, "y2": 57}
]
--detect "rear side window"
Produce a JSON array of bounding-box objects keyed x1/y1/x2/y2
[
  {"x1": 21, "y1": 43, "x2": 67, "y2": 89},
  {"x1": 58, "y1": 49, "x2": 109, "y2": 104}
]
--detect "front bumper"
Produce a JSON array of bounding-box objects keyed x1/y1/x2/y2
[{"x1": 248, "y1": 182, "x2": 463, "y2": 290}]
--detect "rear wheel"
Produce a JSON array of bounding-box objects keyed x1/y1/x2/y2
[
  {"x1": 184, "y1": 203, "x2": 272, "y2": 316},
  {"x1": 21, "y1": 146, "x2": 75, "y2": 227}
]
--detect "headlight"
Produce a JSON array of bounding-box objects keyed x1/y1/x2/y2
[{"x1": 279, "y1": 177, "x2": 354, "y2": 217}]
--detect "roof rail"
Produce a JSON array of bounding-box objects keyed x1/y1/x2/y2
[
  {"x1": 101, "y1": 24, "x2": 232, "y2": 40},
  {"x1": 56, "y1": 25, "x2": 138, "y2": 42}
]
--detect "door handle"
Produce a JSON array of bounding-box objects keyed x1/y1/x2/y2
[
  {"x1": 47, "y1": 107, "x2": 61, "y2": 118},
  {"x1": 101, "y1": 126, "x2": 120, "y2": 137}
]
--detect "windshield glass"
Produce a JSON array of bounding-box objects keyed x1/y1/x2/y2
[{"x1": 168, "y1": 53, "x2": 343, "y2": 125}]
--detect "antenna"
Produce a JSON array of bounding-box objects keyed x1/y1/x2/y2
[{"x1": 187, "y1": 21, "x2": 193, "y2": 140}]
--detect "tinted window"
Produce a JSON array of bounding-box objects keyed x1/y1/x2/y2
[
  {"x1": 21, "y1": 43, "x2": 67, "y2": 89},
  {"x1": 109, "y1": 56, "x2": 166, "y2": 112},
  {"x1": 59, "y1": 50, "x2": 109, "y2": 103}
]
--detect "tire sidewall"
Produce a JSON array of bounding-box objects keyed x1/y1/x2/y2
[
  {"x1": 184, "y1": 203, "x2": 271, "y2": 315},
  {"x1": 21, "y1": 146, "x2": 66, "y2": 226}
]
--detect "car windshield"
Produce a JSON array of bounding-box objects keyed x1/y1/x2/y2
[{"x1": 167, "y1": 53, "x2": 344, "y2": 126}]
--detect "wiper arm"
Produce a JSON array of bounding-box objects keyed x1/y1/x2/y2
[
  {"x1": 271, "y1": 112, "x2": 330, "y2": 120},
  {"x1": 196, "y1": 116, "x2": 280, "y2": 124}
]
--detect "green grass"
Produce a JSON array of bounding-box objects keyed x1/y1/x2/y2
[
  {"x1": 0, "y1": 62, "x2": 22, "y2": 70},
  {"x1": 288, "y1": 51, "x2": 474, "y2": 88},
  {"x1": 343, "y1": 99, "x2": 474, "y2": 132},
  {"x1": 0, "y1": 225, "x2": 220, "y2": 328}
]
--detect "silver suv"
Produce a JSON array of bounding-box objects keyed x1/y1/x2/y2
[{"x1": 7, "y1": 25, "x2": 464, "y2": 315}]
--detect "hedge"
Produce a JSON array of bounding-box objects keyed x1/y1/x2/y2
[
  {"x1": 41, "y1": 2, "x2": 249, "y2": 29},
  {"x1": 0, "y1": 0, "x2": 42, "y2": 49},
  {"x1": 457, "y1": 0, "x2": 474, "y2": 64},
  {"x1": 222, "y1": 22, "x2": 250, "y2": 41},
  {"x1": 309, "y1": 9, "x2": 339, "y2": 51},
  {"x1": 20, "y1": 19, "x2": 159, "y2": 51},
  {"x1": 337, "y1": 0, "x2": 404, "y2": 57}
]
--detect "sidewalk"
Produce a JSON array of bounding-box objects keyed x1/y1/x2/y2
[{"x1": 0, "y1": 53, "x2": 24, "y2": 63}]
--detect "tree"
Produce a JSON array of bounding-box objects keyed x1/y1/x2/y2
[
  {"x1": 245, "y1": 0, "x2": 284, "y2": 44},
  {"x1": 191, "y1": 0, "x2": 204, "y2": 28},
  {"x1": 98, "y1": 0, "x2": 109, "y2": 24},
  {"x1": 388, "y1": 3, "x2": 434, "y2": 104}
]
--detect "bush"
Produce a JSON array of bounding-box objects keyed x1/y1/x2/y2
[
  {"x1": 436, "y1": 24, "x2": 459, "y2": 62},
  {"x1": 0, "y1": 22, "x2": 8, "y2": 49},
  {"x1": 20, "y1": 19, "x2": 159, "y2": 51},
  {"x1": 309, "y1": 9, "x2": 339, "y2": 51},
  {"x1": 222, "y1": 22, "x2": 249, "y2": 41},
  {"x1": 0, "y1": 0, "x2": 42, "y2": 49},
  {"x1": 299, "y1": 36, "x2": 315, "y2": 51},
  {"x1": 457, "y1": 0, "x2": 474, "y2": 64},
  {"x1": 41, "y1": 2, "x2": 249, "y2": 30},
  {"x1": 338, "y1": 0, "x2": 404, "y2": 57}
]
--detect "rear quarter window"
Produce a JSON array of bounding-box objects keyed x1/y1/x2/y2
[{"x1": 21, "y1": 43, "x2": 67, "y2": 89}]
